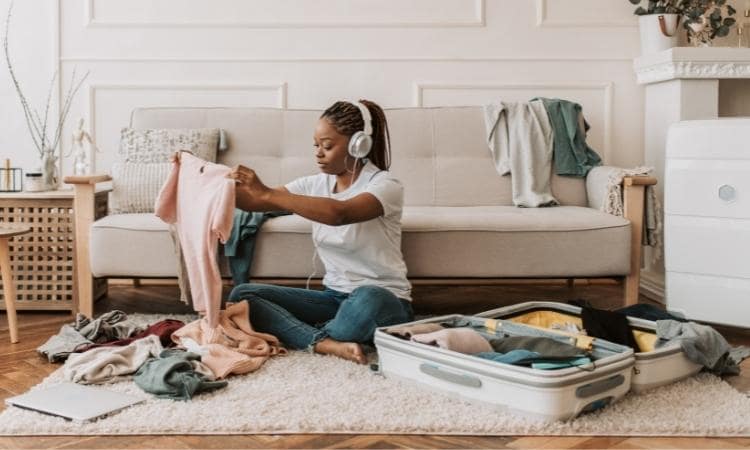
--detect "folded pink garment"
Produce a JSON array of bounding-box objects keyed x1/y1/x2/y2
[{"x1": 411, "y1": 328, "x2": 492, "y2": 354}]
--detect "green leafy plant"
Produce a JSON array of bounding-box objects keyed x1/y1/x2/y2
[
  {"x1": 681, "y1": 0, "x2": 737, "y2": 39},
  {"x1": 629, "y1": 0, "x2": 684, "y2": 15}
]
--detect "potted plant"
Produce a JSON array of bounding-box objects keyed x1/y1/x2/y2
[
  {"x1": 681, "y1": 0, "x2": 737, "y2": 46},
  {"x1": 630, "y1": 0, "x2": 684, "y2": 55}
]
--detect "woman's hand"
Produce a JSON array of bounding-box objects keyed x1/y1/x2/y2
[{"x1": 227, "y1": 165, "x2": 275, "y2": 211}]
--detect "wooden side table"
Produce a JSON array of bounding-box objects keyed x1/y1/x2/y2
[
  {"x1": 0, "y1": 189, "x2": 109, "y2": 313},
  {"x1": 0, "y1": 226, "x2": 31, "y2": 343}
]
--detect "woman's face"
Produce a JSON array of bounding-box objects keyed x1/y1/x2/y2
[{"x1": 313, "y1": 118, "x2": 350, "y2": 175}]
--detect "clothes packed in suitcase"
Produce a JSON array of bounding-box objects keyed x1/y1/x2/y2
[
  {"x1": 475, "y1": 301, "x2": 703, "y2": 393},
  {"x1": 374, "y1": 313, "x2": 635, "y2": 422}
]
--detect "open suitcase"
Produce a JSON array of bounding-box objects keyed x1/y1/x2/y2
[
  {"x1": 374, "y1": 313, "x2": 635, "y2": 422},
  {"x1": 475, "y1": 301, "x2": 702, "y2": 393}
]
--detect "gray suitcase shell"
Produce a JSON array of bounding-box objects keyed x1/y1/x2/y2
[
  {"x1": 476, "y1": 301, "x2": 702, "y2": 392},
  {"x1": 374, "y1": 314, "x2": 634, "y2": 422}
]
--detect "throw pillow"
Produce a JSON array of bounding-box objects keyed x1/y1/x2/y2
[
  {"x1": 109, "y1": 162, "x2": 172, "y2": 214},
  {"x1": 110, "y1": 128, "x2": 220, "y2": 214}
]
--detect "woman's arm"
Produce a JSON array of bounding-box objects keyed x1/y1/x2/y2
[{"x1": 230, "y1": 166, "x2": 383, "y2": 226}]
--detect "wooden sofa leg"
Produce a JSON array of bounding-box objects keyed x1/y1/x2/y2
[
  {"x1": 65, "y1": 174, "x2": 111, "y2": 318},
  {"x1": 72, "y1": 184, "x2": 96, "y2": 318},
  {"x1": 623, "y1": 181, "x2": 646, "y2": 307},
  {"x1": 566, "y1": 278, "x2": 575, "y2": 296}
]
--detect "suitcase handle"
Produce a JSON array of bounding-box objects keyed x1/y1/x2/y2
[
  {"x1": 419, "y1": 363, "x2": 482, "y2": 388},
  {"x1": 575, "y1": 374, "x2": 625, "y2": 398}
]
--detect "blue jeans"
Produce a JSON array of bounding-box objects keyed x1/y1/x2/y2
[{"x1": 227, "y1": 283, "x2": 414, "y2": 350}]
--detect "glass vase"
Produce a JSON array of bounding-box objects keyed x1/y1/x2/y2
[{"x1": 40, "y1": 148, "x2": 59, "y2": 191}]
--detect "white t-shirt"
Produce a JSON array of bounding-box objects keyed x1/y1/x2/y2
[{"x1": 285, "y1": 161, "x2": 412, "y2": 301}]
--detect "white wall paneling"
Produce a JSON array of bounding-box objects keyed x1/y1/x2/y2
[
  {"x1": 80, "y1": 82, "x2": 287, "y2": 172},
  {"x1": 415, "y1": 82, "x2": 614, "y2": 162},
  {"x1": 0, "y1": 0, "x2": 59, "y2": 173},
  {"x1": 84, "y1": 0, "x2": 485, "y2": 28},
  {"x1": 535, "y1": 0, "x2": 636, "y2": 28},
  {"x1": 7, "y1": 0, "x2": 665, "y2": 177},
  {"x1": 59, "y1": 0, "x2": 640, "y2": 60}
]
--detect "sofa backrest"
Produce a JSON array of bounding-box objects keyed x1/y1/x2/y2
[{"x1": 130, "y1": 107, "x2": 587, "y2": 207}]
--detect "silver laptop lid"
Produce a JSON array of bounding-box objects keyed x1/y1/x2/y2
[{"x1": 5, "y1": 382, "x2": 145, "y2": 422}]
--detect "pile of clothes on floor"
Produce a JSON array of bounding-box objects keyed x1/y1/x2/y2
[{"x1": 36, "y1": 301, "x2": 286, "y2": 401}]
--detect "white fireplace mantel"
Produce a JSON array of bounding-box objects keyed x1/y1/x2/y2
[
  {"x1": 635, "y1": 47, "x2": 750, "y2": 84},
  {"x1": 632, "y1": 47, "x2": 750, "y2": 303}
]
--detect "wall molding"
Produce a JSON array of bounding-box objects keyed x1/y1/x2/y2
[
  {"x1": 60, "y1": 55, "x2": 635, "y2": 63},
  {"x1": 535, "y1": 0, "x2": 637, "y2": 29},
  {"x1": 84, "y1": 0, "x2": 485, "y2": 28},
  {"x1": 87, "y1": 82, "x2": 288, "y2": 122},
  {"x1": 85, "y1": 82, "x2": 287, "y2": 171},
  {"x1": 640, "y1": 270, "x2": 666, "y2": 304},
  {"x1": 414, "y1": 81, "x2": 614, "y2": 162},
  {"x1": 636, "y1": 60, "x2": 750, "y2": 84}
]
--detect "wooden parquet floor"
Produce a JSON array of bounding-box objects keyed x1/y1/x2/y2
[{"x1": 0, "y1": 280, "x2": 749, "y2": 450}]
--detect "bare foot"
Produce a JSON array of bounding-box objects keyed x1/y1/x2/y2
[{"x1": 314, "y1": 338, "x2": 367, "y2": 364}]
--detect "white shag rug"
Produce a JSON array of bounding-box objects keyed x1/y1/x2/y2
[{"x1": 1, "y1": 313, "x2": 749, "y2": 437}]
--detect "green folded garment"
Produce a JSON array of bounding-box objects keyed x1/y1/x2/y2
[
  {"x1": 134, "y1": 349, "x2": 227, "y2": 401},
  {"x1": 532, "y1": 97, "x2": 602, "y2": 177}
]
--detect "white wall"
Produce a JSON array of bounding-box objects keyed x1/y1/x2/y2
[
  {"x1": 0, "y1": 0, "x2": 745, "y2": 177},
  {"x1": 0, "y1": 0, "x2": 56, "y2": 173}
]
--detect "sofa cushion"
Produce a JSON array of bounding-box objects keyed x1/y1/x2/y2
[
  {"x1": 110, "y1": 128, "x2": 220, "y2": 214},
  {"x1": 130, "y1": 107, "x2": 589, "y2": 208},
  {"x1": 90, "y1": 207, "x2": 629, "y2": 279},
  {"x1": 401, "y1": 206, "x2": 630, "y2": 277},
  {"x1": 90, "y1": 213, "x2": 316, "y2": 279}
]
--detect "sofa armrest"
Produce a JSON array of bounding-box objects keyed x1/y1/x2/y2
[
  {"x1": 623, "y1": 175, "x2": 657, "y2": 187},
  {"x1": 64, "y1": 174, "x2": 112, "y2": 185},
  {"x1": 585, "y1": 166, "x2": 658, "y2": 306},
  {"x1": 64, "y1": 174, "x2": 112, "y2": 318}
]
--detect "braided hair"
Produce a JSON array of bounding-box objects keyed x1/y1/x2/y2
[{"x1": 320, "y1": 99, "x2": 391, "y2": 171}]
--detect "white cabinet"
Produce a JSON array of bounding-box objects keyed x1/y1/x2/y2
[{"x1": 665, "y1": 119, "x2": 750, "y2": 328}]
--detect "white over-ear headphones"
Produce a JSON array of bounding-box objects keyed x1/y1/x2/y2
[{"x1": 348, "y1": 100, "x2": 373, "y2": 159}]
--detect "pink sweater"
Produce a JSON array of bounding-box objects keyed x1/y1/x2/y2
[
  {"x1": 171, "y1": 300, "x2": 286, "y2": 378},
  {"x1": 155, "y1": 152, "x2": 235, "y2": 328}
]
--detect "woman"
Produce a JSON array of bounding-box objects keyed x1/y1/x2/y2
[{"x1": 227, "y1": 99, "x2": 413, "y2": 364}]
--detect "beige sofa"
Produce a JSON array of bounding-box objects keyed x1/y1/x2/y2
[{"x1": 66, "y1": 106, "x2": 655, "y2": 317}]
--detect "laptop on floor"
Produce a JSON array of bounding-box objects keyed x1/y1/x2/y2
[{"x1": 5, "y1": 382, "x2": 145, "y2": 422}]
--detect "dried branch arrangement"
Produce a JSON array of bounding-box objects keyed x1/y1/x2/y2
[{"x1": 3, "y1": 1, "x2": 89, "y2": 157}]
